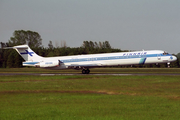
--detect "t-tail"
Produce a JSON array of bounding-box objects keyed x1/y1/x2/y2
[{"x1": 4, "y1": 45, "x2": 43, "y2": 66}]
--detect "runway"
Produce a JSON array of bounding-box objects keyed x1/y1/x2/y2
[{"x1": 0, "y1": 73, "x2": 180, "y2": 76}]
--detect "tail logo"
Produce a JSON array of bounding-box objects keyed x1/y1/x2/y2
[{"x1": 20, "y1": 50, "x2": 34, "y2": 56}]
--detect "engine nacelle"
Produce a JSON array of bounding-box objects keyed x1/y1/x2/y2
[{"x1": 36, "y1": 61, "x2": 60, "y2": 68}]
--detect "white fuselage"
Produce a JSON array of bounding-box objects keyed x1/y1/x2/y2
[
  {"x1": 24, "y1": 50, "x2": 176, "y2": 70},
  {"x1": 6, "y1": 44, "x2": 177, "y2": 74}
]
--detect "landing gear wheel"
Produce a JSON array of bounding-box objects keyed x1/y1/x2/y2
[
  {"x1": 82, "y1": 69, "x2": 86, "y2": 74},
  {"x1": 86, "y1": 69, "x2": 90, "y2": 74},
  {"x1": 82, "y1": 69, "x2": 90, "y2": 74}
]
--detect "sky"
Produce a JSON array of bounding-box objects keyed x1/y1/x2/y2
[{"x1": 0, "y1": 0, "x2": 180, "y2": 54}]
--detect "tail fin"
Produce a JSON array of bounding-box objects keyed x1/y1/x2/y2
[{"x1": 4, "y1": 45, "x2": 42, "y2": 61}]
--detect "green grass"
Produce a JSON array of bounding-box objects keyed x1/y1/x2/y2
[
  {"x1": 0, "y1": 75, "x2": 180, "y2": 119},
  {"x1": 1, "y1": 93, "x2": 179, "y2": 120}
]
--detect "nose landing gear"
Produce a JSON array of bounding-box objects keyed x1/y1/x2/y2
[
  {"x1": 82, "y1": 69, "x2": 90, "y2": 74},
  {"x1": 167, "y1": 62, "x2": 170, "y2": 68}
]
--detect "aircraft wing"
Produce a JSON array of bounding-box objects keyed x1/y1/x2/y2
[{"x1": 67, "y1": 63, "x2": 102, "y2": 69}]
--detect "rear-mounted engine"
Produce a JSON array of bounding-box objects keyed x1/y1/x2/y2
[{"x1": 35, "y1": 60, "x2": 60, "y2": 68}]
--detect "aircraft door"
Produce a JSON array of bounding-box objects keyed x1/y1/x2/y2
[{"x1": 157, "y1": 54, "x2": 161, "y2": 60}]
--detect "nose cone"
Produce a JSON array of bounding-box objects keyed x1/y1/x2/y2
[{"x1": 171, "y1": 56, "x2": 177, "y2": 61}]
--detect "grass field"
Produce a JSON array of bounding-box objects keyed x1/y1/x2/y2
[{"x1": 0, "y1": 68, "x2": 180, "y2": 120}]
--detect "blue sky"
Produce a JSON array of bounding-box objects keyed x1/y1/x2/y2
[{"x1": 0, "y1": 0, "x2": 180, "y2": 53}]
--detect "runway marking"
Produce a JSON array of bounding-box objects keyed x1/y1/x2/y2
[{"x1": 40, "y1": 74, "x2": 132, "y2": 76}]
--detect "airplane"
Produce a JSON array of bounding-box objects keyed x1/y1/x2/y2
[{"x1": 5, "y1": 44, "x2": 177, "y2": 74}]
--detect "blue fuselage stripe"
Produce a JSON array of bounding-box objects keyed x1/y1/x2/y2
[
  {"x1": 23, "y1": 62, "x2": 39, "y2": 65},
  {"x1": 60, "y1": 53, "x2": 171, "y2": 63}
]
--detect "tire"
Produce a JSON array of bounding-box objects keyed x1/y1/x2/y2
[
  {"x1": 82, "y1": 69, "x2": 86, "y2": 74},
  {"x1": 86, "y1": 69, "x2": 90, "y2": 74}
]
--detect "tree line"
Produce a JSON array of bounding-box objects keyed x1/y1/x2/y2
[{"x1": 0, "y1": 30, "x2": 179, "y2": 68}]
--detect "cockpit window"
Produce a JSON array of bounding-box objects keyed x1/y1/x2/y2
[{"x1": 163, "y1": 51, "x2": 168, "y2": 55}]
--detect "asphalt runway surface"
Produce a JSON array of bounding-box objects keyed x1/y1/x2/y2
[{"x1": 0, "y1": 73, "x2": 180, "y2": 76}]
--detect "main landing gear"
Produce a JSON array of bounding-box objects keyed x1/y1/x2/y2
[{"x1": 82, "y1": 69, "x2": 90, "y2": 74}]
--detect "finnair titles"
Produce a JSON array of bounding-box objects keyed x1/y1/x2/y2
[{"x1": 5, "y1": 45, "x2": 177, "y2": 74}]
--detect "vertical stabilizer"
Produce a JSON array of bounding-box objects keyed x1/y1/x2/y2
[{"x1": 5, "y1": 45, "x2": 42, "y2": 61}]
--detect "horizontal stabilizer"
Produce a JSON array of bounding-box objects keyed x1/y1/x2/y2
[{"x1": 3, "y1": 45, "x2": 28, "y2": 49}]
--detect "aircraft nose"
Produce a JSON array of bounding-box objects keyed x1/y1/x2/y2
[{"x1": 171, "y1": 56, "x2": 177, "y2": 61}]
